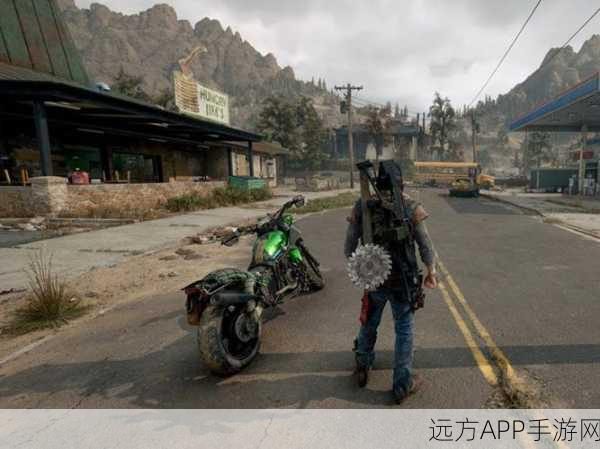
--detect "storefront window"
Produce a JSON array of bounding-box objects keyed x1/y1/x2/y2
[
  {"x1": 112, "y1": 152, "x2": 161, "y2": 182},
  {"x1": 63, "y1": 145, "x2": 102, "y2": 180}
]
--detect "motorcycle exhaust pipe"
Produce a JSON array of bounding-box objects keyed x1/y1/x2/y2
[{"x1": 211, "y1": 292, "x2": 257, "y2": 307}]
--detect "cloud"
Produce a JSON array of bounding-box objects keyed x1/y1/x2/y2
[
  {"x1": 429, "y1": 58, "x2": 476, "y2": 78},
  {"x1": 74, "y1": 0, "x2": 600, "y2": 111}
]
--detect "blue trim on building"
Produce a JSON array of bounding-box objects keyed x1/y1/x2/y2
[{"x1": 509, "y1": 74, "x2": 600, "y2": 131}]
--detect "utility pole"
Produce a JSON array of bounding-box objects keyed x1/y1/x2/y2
[
  {"x1": 579, "y1": 124, "x2": 587, "y2": 195},
  {"x1": 470, "y1": 110, "x2": 478, "y2": 163},
  {"x1": 335, "y1": 83, "x2": 363, "y2": 188}
]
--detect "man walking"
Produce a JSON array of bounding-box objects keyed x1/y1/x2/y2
[{"x1": 345, "y1": 160, "x2": 437, "y2": 404}]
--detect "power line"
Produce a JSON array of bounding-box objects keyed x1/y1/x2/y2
[
  {"x1": 534, "y1": 5, "x2": 600, "y2": 74},
  {"x1": 353, "y1": 96, "x2": 420, "y2": 116},
  {"x1": 468, "y1": 0, "x2": 543, "y2": 107},
  {"x1": 353, "y1": 95, "x2": 386, "y2": 107}
]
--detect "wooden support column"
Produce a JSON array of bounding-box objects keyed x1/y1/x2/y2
[
  {"x1": 227, "y1": 147, "x2": 234, "y2": 177},
  {"x1": 100, "y1": 142, "x2": 113, "y2": 181},
  {"x1": 247, "y1": 141, "x2": 254, "y2": 177},
  {"x1": 33, "y1": 101, "x2": 52, "y2": 176}
]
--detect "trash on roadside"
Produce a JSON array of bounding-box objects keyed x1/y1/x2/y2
[
  {"x1": 175, "y1": 247, "x2": 196, "y2": 257},
  {"x1": 0, "y1": 288, "x2": 26, "y2": 296},
  {"x1": 186, "y1": 220, "x2": 259, "y2": 245}
]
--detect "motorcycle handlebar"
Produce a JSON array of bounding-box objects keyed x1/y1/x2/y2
[
  {"x1": 275, "y1": 195, "x2": 305, "y2": 218},
  {"x1": 221, "y1": 196, "x2": 305, "y2": 245}
]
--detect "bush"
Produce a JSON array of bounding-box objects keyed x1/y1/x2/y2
[
  {"x1": 165, "y1": 186, "x2": 272, "y2": 212},
  {"x1": 10, "y1": 251, "x2": 88, "y2": 334}
]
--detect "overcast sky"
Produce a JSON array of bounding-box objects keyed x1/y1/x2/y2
[{"x1": 75, "y1": 0, "x2": 600, "y2": 113}]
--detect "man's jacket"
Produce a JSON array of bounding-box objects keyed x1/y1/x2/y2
[{"x1": 344, "y1": 195, "x2": 435, "y2": 282}]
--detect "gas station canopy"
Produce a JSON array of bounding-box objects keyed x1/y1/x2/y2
[{"x1": 510, "y1": 72, "x2": 600, "y2": 132}]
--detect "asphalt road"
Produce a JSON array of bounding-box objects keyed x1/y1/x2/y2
[{"x1": 0, "y1": 189, "x2": 598, "y2": 408}]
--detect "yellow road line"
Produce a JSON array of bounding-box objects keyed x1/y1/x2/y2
[
  {"x1": 437, "y1": 259, "x2": 525, "y2": 389},
  {"x1": 437, "y1": 258, "x2": 570, "y2": 449},
  {"x1": 438, "y1": 281, "x2": 498, "y2": 385}
]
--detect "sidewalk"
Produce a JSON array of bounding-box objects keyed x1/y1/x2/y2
[
  {"x1": 482, "y1": 190, "x2": 600, "y2": 239},
  {"x1": 0, "y1": 188, "x2": 355, "y2": 292}
]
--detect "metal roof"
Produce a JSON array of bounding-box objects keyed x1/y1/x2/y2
[
  {"x1": 0, "y1": 76, "x2": 261, "y2": 143},
  {"x1": 0, "y1": 0, "x2": 89, "y2": 85},
  {"x1": 225, "y1": 140, "x2": 289, "y2": 155},
  {"x1": 510, "y1": 72, "x2": 600, "y2": 132}
]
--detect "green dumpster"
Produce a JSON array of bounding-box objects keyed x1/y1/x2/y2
[{"x1": 228, "y1": 176, "x2": 267, "y2": 191}]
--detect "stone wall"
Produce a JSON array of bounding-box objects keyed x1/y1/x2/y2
[
  {"x1": 0, "y1": 177, "x2": 224, "y2": 218},
  {"x1": 62, "y1": 180, "x2": 225, "y2": 217},
  {"x1": 0, "y1": 186, "x2": 33, "y2": 217}
]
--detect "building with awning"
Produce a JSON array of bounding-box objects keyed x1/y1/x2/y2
[
  {"x1": 510, "y1": 72, "x2": 600, "y2": 193},
  {"x1": 228, "y1": 141, "x2": 289, "y2": 187},
  {"x1": 0, "y1": 0, "x2": 260, "y2": 185}
]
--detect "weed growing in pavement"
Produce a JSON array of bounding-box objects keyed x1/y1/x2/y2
[
  {"x1": 165, "y1": 186, "x2": 272, "y2": 212},
  {"x1": 8, "y1": 250, "x2": 89, "y2": 334}
]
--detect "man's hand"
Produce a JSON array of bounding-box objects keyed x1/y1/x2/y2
[{"x1": 423, "y1": 266, "x2": 437, "y2": 289}]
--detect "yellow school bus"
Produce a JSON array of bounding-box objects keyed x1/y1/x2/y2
[{"x1": 414, "y1": 162, "x2": 494, "y2": 187}]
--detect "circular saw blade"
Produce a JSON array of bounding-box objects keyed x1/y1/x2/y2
[{"x1": 347, "y1": 243, "x2": 392, "y2": 290}]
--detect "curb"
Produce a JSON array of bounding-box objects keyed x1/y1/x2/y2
[
  {"x1": 554, "y1": 222, "x2": 600, "y2": 240},
  {"x1": 481, "y1": 193, "x2": 600, "y2": 240},
  {"x1": 479, "y1": 193, "x2": 543, "y2": 216}
]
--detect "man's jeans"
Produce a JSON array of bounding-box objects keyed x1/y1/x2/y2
[{"x1": 355, "y1": 288, "x2": 414, "y2": 397}]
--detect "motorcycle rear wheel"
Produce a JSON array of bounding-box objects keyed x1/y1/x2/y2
[{"x1": 197, "y1": 304, "x2": 261, "y2": 376}]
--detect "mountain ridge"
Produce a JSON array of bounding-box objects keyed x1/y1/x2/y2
[
  {"x1": 57, "y1": 0, "x2": 342, "y2": 128},
  {"x1": 478, "y1": 34, "x2": 600, "y2": 130}
]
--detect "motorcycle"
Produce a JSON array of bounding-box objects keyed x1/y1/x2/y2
[{"x1": 183, "y1": 195, "x2": 324, "y2": 375}]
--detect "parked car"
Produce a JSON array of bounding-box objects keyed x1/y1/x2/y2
[{"x1": 449, "y1": 177, "x2": 480, "y2": 197}]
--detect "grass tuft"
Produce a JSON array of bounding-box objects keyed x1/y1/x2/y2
[
  {"x1": 9, "y1": 250, "x2": 89, "y2": 334},
  {"x1": 294, "y1": 192, "x2": 358, "y2": 214},
  {"x1": 165, "y1": 186, "x2": 272, "y2": 212}
]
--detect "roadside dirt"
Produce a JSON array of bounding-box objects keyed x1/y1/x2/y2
[
  {"x1": 0, "y1": 202, "x2": 348, "y2": 361},
  {"x1": 0, "y1": 233, "x2": 254, "y2": 360}
]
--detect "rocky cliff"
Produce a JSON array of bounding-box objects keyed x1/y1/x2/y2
[
  {"x1": 57, "y1": 0, "x2": 341, "y2": 128},
  {"x1": 478, "y1": 34, "x2": 600, "y2": 129}
]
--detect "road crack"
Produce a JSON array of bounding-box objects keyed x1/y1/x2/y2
[{"x1": 255, "y1": 413, "x2": 274, "y2": 449}]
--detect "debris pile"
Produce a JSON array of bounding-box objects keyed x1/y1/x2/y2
[
  {"x1": 186, "y1": 218, "x2": 259, "y2": 245},
  {"x1": 0, "y1": 217, "x2": 47, "y2": 232}
]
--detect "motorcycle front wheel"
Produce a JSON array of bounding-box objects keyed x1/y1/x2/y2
[
  {"x1": 197, "y1": 303, "x2": 261, "y2": 376},
  {"x1": 299, "y1": 244, "x2": 324, "y2": 291}
]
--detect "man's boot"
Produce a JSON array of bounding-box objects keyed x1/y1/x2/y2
[
  {"x1": 356, "y1": 363, "x2": 369, "y2": 388},
  {"x1": 394, "y1": 373, "x2": 423, "y2": 404},
  {"x1": 353, "y1": 339, "x2": 369, "y2": 388}
]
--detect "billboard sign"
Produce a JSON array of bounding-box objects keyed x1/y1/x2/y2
[
  {"x1": 173, "y1": 71, "x2": 230, "y2": 125},
  {"x1": 197, "y1": 84, "x2": 230, "y2": 125}
]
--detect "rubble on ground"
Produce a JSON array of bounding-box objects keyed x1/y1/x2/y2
[
  {"x1": 0, "y1": 217, "x2": 47, "y2": 232},
  {"x1": 186, "y1": 219, "x2": 259, "y2": 245}
]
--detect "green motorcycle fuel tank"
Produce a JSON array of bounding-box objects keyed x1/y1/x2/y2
[{"x1": 252, "y1": 229, "x2": 303, "y2": 264}]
